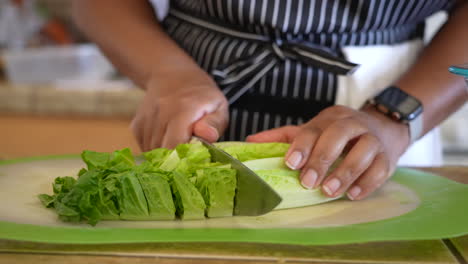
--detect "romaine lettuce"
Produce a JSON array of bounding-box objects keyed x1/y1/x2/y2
[
  {"x1": 143, "y1": 148, "x2": 171, "y2": 167},
  {"x1": 244, "y1": 157, "x2": 342, "y2": 209},
  {"x1": 81, "y1": 148, "x2": 135, "y2": 172},
  {"x1": 117, "y1": 171, "x2": 150, "y2": 220},
  {"x1": 171, "y1": 171, "x2": 206, "y2": 220},
  {"x1": 159, "y1": 150, "x2": 180, "y2": 171},
  {"x1": 40, "y1": 141, "x2": 342, "y2": 225},
  {"x1": 136, "y1": 170, "x2": 175, "y2": 220},
  {"x1": 195, "y1": 168, "x2": 237, "y2": 217},
  {"x1": 215, "y1": 142, "x2": 289, "y2": 161}
]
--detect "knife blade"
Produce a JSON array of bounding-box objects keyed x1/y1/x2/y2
[{"x1": 196, "y1": 137, "x2": 282, "y2": 216}]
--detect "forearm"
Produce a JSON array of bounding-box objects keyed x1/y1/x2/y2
[
  {"x1": 72, "y1": 0, "x2": 213, "y2": 89},
  {"x1": 394, "y1": 2, "x2": 468, "y2": 135}
]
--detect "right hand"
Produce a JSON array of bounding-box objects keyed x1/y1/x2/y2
[{"x1": 131, "y1": 74, "x2": 229, "y2": 151}]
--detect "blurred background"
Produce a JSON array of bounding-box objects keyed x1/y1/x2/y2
[{"x1": 0, "y1": 0, "x2": 467, "y2": 165}]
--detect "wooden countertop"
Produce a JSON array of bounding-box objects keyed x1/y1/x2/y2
[
  {"x1": 0, "y1": 114, "x2": 140, "y2": 160},
  {"x1": 0, "y1": 114, "x2": 467, "y2": 263}
]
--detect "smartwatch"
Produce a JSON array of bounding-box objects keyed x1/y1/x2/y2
[{"x1": 368, "y1": 86, "x2": 424, "y2": 144}]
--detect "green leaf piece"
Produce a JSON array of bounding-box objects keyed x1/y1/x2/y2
[
  {"x1": 171, "y1": 172, "x2": 206, "y2": 220},
  {"x1": 137, "y1": 171, "x2": 175, "y2": 220},
  {"x1": 143, "y1": 148, "x2": 171, "y2": 168},
  {"x1": 159, "y1": 150, "x2": 181, "y2": 171},
  {"x1": 216, "y1": 142, "x2": 289, "y2": 161},
  {"x1": 195, "y1": 168, "x2": 237, "y2": 218},
  {"x1": 117, "y1": 171, "x2": 149, "y2": 220}
]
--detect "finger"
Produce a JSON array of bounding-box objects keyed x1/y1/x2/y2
[
  {"x1": 193, "y1": 103, "x2": 229, "y2": 142},
  {"x1": 130, "y1": 117, "x2": 144, "y2": 151},
  {"x1": 301, "y1": 118, "x2": 367, "y2": 189},
  {"x1": 319, "y1": 105, "x2": 354, "y2": 120},
  {"x1": 284, "y1": 126, "x2": 322, "y2": 170},
  {"x1": 142, "y1": 113, "x2": 156, "y2": 151},
  {"x1": 246, "y1": 107, "x2": 335, "y2": 144},
  {"x1": 321, "y1": 133, "x2": 382, "y2": 197},
  {"x1": 149, "y1": 116, "x2": 167, "y2": 150},
  {"x1": 282, "y1": 111, "x2": 348, "y2": 171},
  {"x1": 161, "y1": 113, "x2": 194, "y2": 149},
  {"x1": 143, "y1": 110, "x2": 167, "y2": 151},
  {"x1": 246, "y1": 126, "x2": 300, "y2": 143},
  {"x1": 346, "y1": 152, "x2": 390, "y2": 200}
]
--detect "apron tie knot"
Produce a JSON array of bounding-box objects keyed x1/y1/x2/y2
[{"x1": 169, "y1": 9, "x2": 360, "y2": 104}]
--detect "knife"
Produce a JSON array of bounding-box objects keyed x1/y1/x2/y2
[{"x1": 196, "y1": 137, "x2": 282, "y2": 216}]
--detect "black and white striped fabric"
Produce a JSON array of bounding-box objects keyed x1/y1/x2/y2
[{"x1": 161, "y1": 0, "x2": 455, "y2": 141}]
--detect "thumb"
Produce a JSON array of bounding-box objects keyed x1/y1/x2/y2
[{"x1": 193, "y1": 104, "x2": 229, "y2": 142}]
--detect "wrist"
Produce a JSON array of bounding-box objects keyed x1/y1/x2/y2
[
  {"x1": 361, "y1": 104, "x2": 411, "y2": 155},
  {"x1": 146, "y1": 66, "x2": 218, "y2": 94}
]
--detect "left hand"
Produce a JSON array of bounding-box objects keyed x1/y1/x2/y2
[{"x1": 246, "y1": 105, "x2": 411, "y2": 200}]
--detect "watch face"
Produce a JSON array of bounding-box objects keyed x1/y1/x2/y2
[
  {"x1": 399, "y1": 97, "x2": 422, "y2": 119},
  {"x1": 375, "y1": 86, "x2": 423, "y2": 121}
]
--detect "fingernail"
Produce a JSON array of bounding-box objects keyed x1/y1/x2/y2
[
  {"x1": 301, "y1": 169, "x2": 317, "y2": 189},
  {"x1": 323, "y1": 178, "x2": 341, "y2": 195},
  {"x1": 286, "y1": 151, "x2": 302, "y2": 169},
  {"x1": 208, "y1": 126, "x2": 219, "y2": 140},
  {"x1": 347, "y1": 186, "x2": 361, "y2": 200}
]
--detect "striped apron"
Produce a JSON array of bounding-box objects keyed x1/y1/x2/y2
[{"x1": 150, "y1": 0, "x2": 455, "y2": 165}]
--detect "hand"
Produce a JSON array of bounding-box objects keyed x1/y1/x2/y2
[
  {"x1": 247, "y1": 105, "x2": 410, "y2": 200},
  {"x1": 131, "y1": 72, "x2": 229, "y2": 151}
]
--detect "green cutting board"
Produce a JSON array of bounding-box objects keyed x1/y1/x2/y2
[{"x1": 0, "y1": 156, "x2": 467, "y2": 246}]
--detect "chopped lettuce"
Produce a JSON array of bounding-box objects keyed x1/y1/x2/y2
[
  {"x1": 75, "y1": 169, "x2": 120, "y2": 223},
  {"x1": 195, "y1": 168, "x2": 237, "y2": 217},
  {"x1": 81, "y1": 151, "x2": 109, "y2": 170},
  {"x1": 81, "y1": 148, "x2": 135, "y2": 172},
  {"x1": 171, "y1": 171, "x2": 206, "y2": 220},
  {"x1": 137, "y1": 170, "x2": 175, "y2": 220},
  {"x1": 95, "y1": 174, "x2": 120, "y2": 221},
  {"x1": 174, "y1": 142, "x2": 212, "y2": 176},
  {"x1": 44, "y1": 170, "x2": 106, "y2": 225},
  {"x1": 159, "y1": 150, "x2": 180, "y2": 171},
  {"x1": 143, "y1": 148, "x2": 171, "y2": 167},
  {"x1": 110, "y1": 148, "x2": 136, "y2": 172},
  {"x1": 38, "y1": 176, "x2": 76, "y2": 210},
  {"x1": 117, "y1": 171, "x2": 149, "y2": 220},
  {"x1": 179, "y1": 142, "x2": 211, "y2": 164},
  {"x1": 40, "y1": 140, "x2": 343, "y2": 225}
]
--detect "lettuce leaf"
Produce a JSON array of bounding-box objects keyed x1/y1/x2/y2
[
  {"x1": 81, "y1": 148, "x2": 135, "y2": 172},
  {"x1": 96, "y1": 174, "x2": 120, "y2": 220},
  {"x1": 195, "y1": 168, "x2": 237, "y2": 218},
  {"x1": 171, "y1": 171, "x2": 206, "y2": 220},
  {"x1": 143, "y1": 148, "x2": 171, "y2": 167},
  {"x1": 243, "y1": 157, "x2": 288, "y2": 170},
  {"x1": 136, "y1": 170, "x2": 175, "y2": 220},
  {"x1": 216, "y1": 142, "x2": 289, "y2": 161},
  {"x1": 109, "y1": 148, "x2": 136, "y2": 172},
  {"x1": 244, "y1": 157, "x2": 342, "y2": 210},
  {"x1": 159, "y1": 150, "x2": 181, "y2": 171},
  {"x1": 40, "y1": 142, "x2": 342, "y2": 225},
  {"x1": 174, "y1": 142, "x2": 212, "y2": 176},
  {"x1": 117, "y1": 171, "x2": 149, "y2": 220},
  {"x1": 179, "y1": 142, "x2": 211, "y2": 164},
  {"x1": 48, "y1": 170, "x2": 102, "y2": 225}
]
